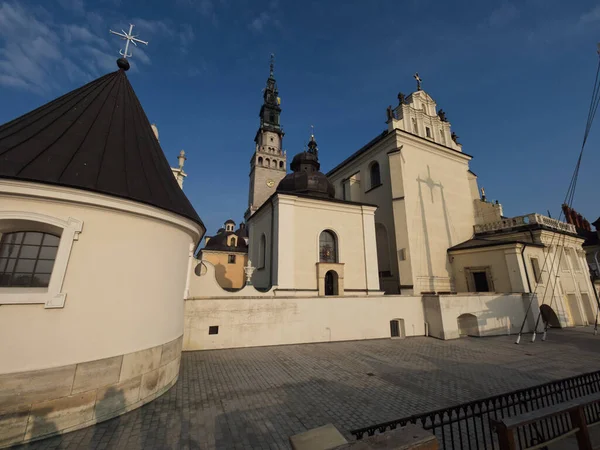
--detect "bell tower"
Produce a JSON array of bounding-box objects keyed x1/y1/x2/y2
[{"x1": 245, "y1": 54, "x2": 287, "y2": 220}]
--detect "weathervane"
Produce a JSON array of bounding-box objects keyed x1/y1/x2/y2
[
  {"x1": 109, "y1": 24, "x2": 148, "y2": 59},
  {"x1": 414, "y1": 72, "x2": 422, "y2": 91},
  {"x1": 310, "y1": 124, "x2": 315, "y2": 138}
]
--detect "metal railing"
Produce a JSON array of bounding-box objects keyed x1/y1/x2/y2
[
  {"x1": 473, "y1": 213, "x2": 576, "y2": 235},
  {"x1": 350, "y1": 370, "x2": 600, "y2": 450}
]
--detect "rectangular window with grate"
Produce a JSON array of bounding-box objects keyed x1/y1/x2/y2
[
  {"x1": 0, "y1": 232, "x2": 59, "y2": 287},
  {"x1": 228, "y1": 254, "x2": 236, "y2": 264},
  {"x1": 208, "y1": 326, "x2": 219, "y2": 335}
]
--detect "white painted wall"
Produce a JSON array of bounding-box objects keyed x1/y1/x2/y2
[
  {"x1": 424, "y1": 293, "x2": 537, "y2": 340},
  {"x1": 0, "y1": 182, "x2": 203, "y2": 373},
  {"x1": 248, "y1": 193, "x2": 380, "y2": 293},
  {"x1": 184, "y1": 295, "x2": 426, "y2": 350}
]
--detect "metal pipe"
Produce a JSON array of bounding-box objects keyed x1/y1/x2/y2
[
  {"x1": 516, "y1": 242, "x2": 534, "y2": 344},
  {"x1": 593, "y1": 251, "x2": 600, "y2": 335}
]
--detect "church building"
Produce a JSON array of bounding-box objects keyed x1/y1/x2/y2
[
  {"x1": 200, "y1": 220, "x2": 249, "y2": 289},
  {"x1": 0, "y1": 57, "x2": 205, "y2": 447},
  {"x1": 247, "y1": 134, "x2": 381, "y2": 296},
  {"x1": 245, "y1": 56, "x2": 287, "y2": 220}
]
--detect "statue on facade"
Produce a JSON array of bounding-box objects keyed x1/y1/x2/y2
[
  {"x1": 437, "y1": 109, "x2": 447, "y2": 122},
  {"x1": 451, "y1": 132, "x2": 459, "y2": 144},
  {"x1": 386, "y1": 105, "x2": 393, "y2": 121},
  {"x1": 397, "y1": 92, "x2": 406, "y2": 105}
]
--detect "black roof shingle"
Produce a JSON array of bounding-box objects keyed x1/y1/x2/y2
[{"x1": 0, "y1": 68, "x2": 203, "y2": 228}]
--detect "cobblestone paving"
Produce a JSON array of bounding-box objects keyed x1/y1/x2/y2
[{"x1": 17, "y1": 327, "x2": 600, "y2": 450}]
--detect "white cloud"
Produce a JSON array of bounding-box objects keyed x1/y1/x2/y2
[
  {"x1": 63, "y1": 24, "x2": 96, "y2": 43},
  {"x1": 249, "y1": 11, "x2": 270, "y2": 33},
  {"x1": 579, "y1": 4, "x2": 600, "y2": 25},
  {"x1": 58, "y1": 0, "x2": 85, "y2": 15},
  {"x1": 487, "y1": 3, "x2": 519, "y2": 28},
  {"x1": 133, "y1": 47, "x2": 151, "y2": 65},
  {"x1": 0, "y1": 2, "x2": 196, "y2": 95}
]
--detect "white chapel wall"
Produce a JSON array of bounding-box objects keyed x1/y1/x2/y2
[
  {"x1": 0, "y1": 187, "x2": 199, "y2": 373},
  {"x1": 183, "y1": 295, "x2": 426, "y2": 351},
  {"x1": 423, "y1": 293, "x2": 537, "y2": 340}
]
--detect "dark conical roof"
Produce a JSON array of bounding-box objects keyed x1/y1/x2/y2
[{"x1": 0, "y1": 68, "x2": 203, "y2": 227}]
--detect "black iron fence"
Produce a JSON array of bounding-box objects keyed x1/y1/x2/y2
[{"x1": 350, "y1": 370, "x2": 600, "y2": 449}]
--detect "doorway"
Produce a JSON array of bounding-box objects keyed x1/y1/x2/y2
[
  {"x1": 324, "y1": 270, "x2": 338, "y2": 296},
  {"x1": 457, "y1": 314, "x2": 479, "y2": 337},
  {"x1": 390, "y1": 319, "x2": 405, "y2": 338},
  {"x1": 581, "y1": 293, "x2": 596, "y2": 325},
  {"x1": 567, "y1": 294, "x2": 585, "y2": 326}
]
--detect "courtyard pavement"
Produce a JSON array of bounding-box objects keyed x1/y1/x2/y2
[{"x1": 15, "y1": 327, "x2": 600, "y2": 450}]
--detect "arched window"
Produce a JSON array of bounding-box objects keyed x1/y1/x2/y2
[
  {"x1": 258, "y1": 156, "x2": 263, "y2": 166},
  {"x1": 279, "y1": 161, "x2": 284, "y2": 169},
  {"x1": 258, "y1": 234, "x2": 266, "y2": 269},
  {"x1": 369, "y1": 161, "x2": 381, "y2": 188},
  {"x1": 265, "y1": 158, "x2": 270, "y2": 167},
  {"x1": 319, "y1": 230, "x2": 337, "y2": 263},
  {"x1": 0, "y1": 231, "x2": 59, "y2": 287},
  {"x1": 272, "y1": 159, "x2": 277, "y2": 168}
]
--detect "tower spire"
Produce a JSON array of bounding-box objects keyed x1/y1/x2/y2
[{"x1": 270, "y1": 53, "x2": 275, "y2": 78}]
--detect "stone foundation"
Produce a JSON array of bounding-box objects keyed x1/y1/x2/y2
[{"x1": 0, "y1": 335, "x2": 182, "y2": 448}]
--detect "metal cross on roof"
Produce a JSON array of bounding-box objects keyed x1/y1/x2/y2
[
  {"x1": 109, "y1": 24, "x2": 148, "y2": 59},
  {"x1": 414, "y1": 72, "x2": 422, "y2": 91}
]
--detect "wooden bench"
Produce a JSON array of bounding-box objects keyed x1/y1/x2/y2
[{"x1": 491, "y1": 392, "x2": 600, "y2": 450}]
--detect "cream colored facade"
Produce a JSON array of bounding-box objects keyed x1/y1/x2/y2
[
  {"x1": 0, "y1": 180, "x2": 203, "y2": 447},
  {"x1": 183, "y1": 260, "x2": 537, "y2": 351},
  {"x1": 329, "y1": 90, "x2": 489, "y2": 295},
  {"x1": 247, "y1": 193, "x2": 380, "y2": 295},
  {"x1": 200, "y1": 250, "x2": 248, "y2": 289},
  {"x1": 450, "y1": 215, "x2": 597, "y2": 328}
]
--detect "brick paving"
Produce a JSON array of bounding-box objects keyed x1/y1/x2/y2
[{"x1": 16, "y1": 327, "x2": 600, "y2": 450}]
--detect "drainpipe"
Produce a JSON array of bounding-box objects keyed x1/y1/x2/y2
[{"x1": 516, "y1": 242, "x2": 533, "y2": 344}]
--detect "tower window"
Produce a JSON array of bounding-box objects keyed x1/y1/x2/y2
[
  {"x1": 228, "y1": 255, "x2": 236, "y2": 264},
  {"x1": 265, "y1": 158, "x2": 270, "y2": 167},
  {"x1": 269, "y1": 113, "x2": 275, "y2": 123},
  {"x1": 279, "y1": 161, "x2": 284, "y2": 169},
  {"x1": 270, "y1": 137, "x2": 274, "y2": 142},
  {"x1": 426, "y1": 127, "x2": 431, "y2": 138},
  {"x1": 369, "y1": 161, "x2": 381, "y2": 189},
  {"x1": 258, "y1": 156, "x2": 263, "y2": 166}
]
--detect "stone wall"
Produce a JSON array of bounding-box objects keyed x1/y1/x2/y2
[{"x1": 0, "y1": 336, "x2": 182, "y2": 448}]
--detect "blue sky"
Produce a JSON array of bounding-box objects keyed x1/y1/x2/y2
[{"x1": 1, "y1": 0, "x2": 600, "y2": 236}]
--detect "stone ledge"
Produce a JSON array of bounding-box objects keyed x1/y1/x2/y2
[{"x1": 0, "y1": 335, "x2": 183, "y2": 449}]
